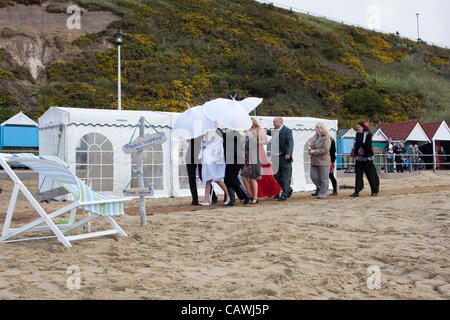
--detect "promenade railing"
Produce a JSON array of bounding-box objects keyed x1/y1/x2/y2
[{"x1": 336, "y1": 153, "x2": 449, "y2": 173}]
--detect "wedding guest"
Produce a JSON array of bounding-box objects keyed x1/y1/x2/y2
[
  {"x1": 217, "y1": 128, "x2": 252, "y2": 206},
  {"x1": 308, "y1": 122, "x2": 331, "y2": 199},
  {"x1": 351, "y1": 122, "x2": 380, "y2": 197},
  {"x1": 253, "y1": 119, "x2": 282, "y2": 200},
  {"x1": 266, "y1": 117, "x2": 294, "y2": 201},
  {"x1": 198, "y1": 124, "x2": 231, "y2": 206},
  {"x1": 186, "y1": 137, "x2": 217, "y2": 205},
  {"x1": 329, "y1": 137, "x2": 338, "y2": 196},
  {"x1": 241, "y1": 118, "x2": 263, "y2": 204}
]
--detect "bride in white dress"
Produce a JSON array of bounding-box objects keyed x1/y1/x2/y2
[{"x1": 198, "y1": 123, "x2": 231, "y2": 206}]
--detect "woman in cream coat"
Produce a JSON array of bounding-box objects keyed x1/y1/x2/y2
[{"x1": 308, "y1": 123, "x2": 331, "y2": 199}]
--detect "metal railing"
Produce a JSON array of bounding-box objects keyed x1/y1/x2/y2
[
  {"x1": 336, "y1": 153, "x2": 449, "y2": 173},
  {"x1": 258, "y1": 1, "x2": 449, "y2": 49}
]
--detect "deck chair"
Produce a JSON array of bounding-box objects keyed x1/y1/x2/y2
[{"x1": 0, "y1": 153, "x2": 132, "y2": 248}]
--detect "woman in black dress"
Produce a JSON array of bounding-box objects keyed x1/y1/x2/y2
[
  {"x1": 351, "y1": 122, "x2": 380, "y2": 197},
  {"x1": 329, "y1": 137, "x2": 338, "y2": 196}
]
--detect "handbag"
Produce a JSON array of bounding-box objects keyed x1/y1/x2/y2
[{"x1": 350, "y1": 145, "x2": 357, "y2": 158}]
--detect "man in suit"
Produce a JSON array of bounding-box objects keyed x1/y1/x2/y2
[
  {"x1": 218, "y1": 129, "x2": 252, "y2": 206},
  {"x1": 186, "y1": 137, "x2": 217, "y2": 205},
  {"x1": 267, "y1": 117, "x2": 294, "y2": 201}
]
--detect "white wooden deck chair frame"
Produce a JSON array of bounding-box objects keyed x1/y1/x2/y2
[{"x1": 0, "y1": 154, "x2": 132, "y2": 248}]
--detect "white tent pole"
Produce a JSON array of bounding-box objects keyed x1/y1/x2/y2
[
  {"x1": 169, "y1": 116, "x2": 174, "y2": 198},
  {"x1": 138, "y1": 117, "x2": 147, "y2": 226}
]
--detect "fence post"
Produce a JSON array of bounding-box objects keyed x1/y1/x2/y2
[
  {"x1": 432, "y1": 139, "x2": 437, "y2": 173},
  {"x1": 409, "y1": 154, "x2": 413, "y2": 173},
  {"x1": 384, "y1": 154, "x2": 387, "y2": 173}
]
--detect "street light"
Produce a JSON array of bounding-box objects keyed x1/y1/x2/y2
[
  {"x1": 114, "y1": 28, "x2": 123, "y2": 110},
  {"x1": 416, "y1": 13, "x2": 421, "y2": 42}
]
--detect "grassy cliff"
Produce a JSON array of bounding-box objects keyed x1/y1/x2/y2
[{"x1": 0, "y1": 0, "x2": 449, "y2": 128}]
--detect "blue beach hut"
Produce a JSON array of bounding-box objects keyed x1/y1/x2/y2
[
  {"x1": 0, "y1": 112, "x2": 39, "y2": 153},
  {"x1": 337, "y1": 128, "x2": 356, "y2": 169}
]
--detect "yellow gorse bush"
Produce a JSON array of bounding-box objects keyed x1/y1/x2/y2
[
  {"x1": 430, "y1": 56, "x2": 449, "y2": 67},
  {"x1": 340, "y1": 52, "x2": 367, "y2": 74}
]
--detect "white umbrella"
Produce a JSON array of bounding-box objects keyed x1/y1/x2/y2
[
  {"x1": 172, "y1": 105, "x2": 216, "y2": 141},
  {"x1": 240, "y1": 97, "x2": 263, "y2": 113},
  {"x1": 201, "y1": 98, "x2": 260, "y2": 131}
]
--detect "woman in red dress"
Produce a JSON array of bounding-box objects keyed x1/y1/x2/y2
[{"x1": 248, "y1": 120, "x2": 282, "y2": 199}]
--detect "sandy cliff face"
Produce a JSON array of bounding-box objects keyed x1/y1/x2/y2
[
  {"x1": 1, "y1": 33, "x2": 48, "y2": 79},
  {"x1": 0, "y1": 3, "x2": 120, "y2": 81}
]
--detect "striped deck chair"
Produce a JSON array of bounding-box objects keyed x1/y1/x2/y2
[{"x1": 0, "y1": 153, "x2": 132, "y2": 247}]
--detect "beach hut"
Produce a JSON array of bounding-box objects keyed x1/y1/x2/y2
[
  {"x1": 378, "y1": 121, "x2": 430, "y2": 147},
  {"x1": 38, "y1": 107, "x2": 338, "y2": 198},
  {"x1": 0, "y1": 112, "x2": 39, "y2": 153},
  {"x1": 422, "y1": 121, "x2": 450, "y2": 170},
  {"x1": 372, "y1": 128, "x2": 389, "y2": 171},
  {"x1": 379, "y1": 120, "x2": 431, "y2": 171},
  {"x1": 372, "y1": 128, "x2": 388, "y2": 149},
  {"x1": 336, "y1": 128, "x2": 356, "y2": 169}
]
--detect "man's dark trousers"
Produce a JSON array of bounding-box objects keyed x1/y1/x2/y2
[
  {"x1": 224, "y1": 164, "x2": 249, "y2": 203},
  {"x1": 274, "y1": 157, "x2": 293, "y2": 199},
  {"x1": 187, "y1": 163, "x2": 217, "y2": 204}
]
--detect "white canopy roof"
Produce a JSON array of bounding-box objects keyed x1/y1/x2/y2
[
  {"x1": 1, "y1": 112, "x2": 38, "y2": 127},
  {"x1": 38, "y1": 107, "x2": 174, "y2": 129},
  {"x1": 39, "y1": 106, "x2": 338, "y2": 132},
  {"x1": 253, "y1": 116, "x2": 338, "y2": 133}
]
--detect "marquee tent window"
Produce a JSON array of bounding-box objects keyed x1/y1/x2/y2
[
  {"x1": 131, "y1": 144, "x2": 164, "y2": 190},
  {"x1": 75, "y1": 132, "x2": 114, "y2": 191}
]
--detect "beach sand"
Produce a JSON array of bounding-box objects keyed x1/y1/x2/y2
[{"x1": 0, "y1": 171, "x2": 449, "y2": 299}]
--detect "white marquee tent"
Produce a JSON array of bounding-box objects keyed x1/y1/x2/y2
[{"x1": 38, "y1": 107, "x2": 337, "y2": 199}]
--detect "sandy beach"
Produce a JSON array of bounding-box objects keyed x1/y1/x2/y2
[{"x1": 0, "y1": 170, "x2": 449, "y2": 300}]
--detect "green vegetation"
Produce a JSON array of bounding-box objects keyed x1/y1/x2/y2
[
  {"x1": 344, "y1": 88, "x2": 384, "y2": 118},
  {"x1": 0, "y1": 90, "x2": 18, "y2": 123},
  {"x1": 0, "y1": 0, "x2": 449, "y2": 128}
]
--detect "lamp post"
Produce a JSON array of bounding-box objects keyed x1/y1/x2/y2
[
  {"x1": 114, "y1": 28, "x2": 123, "y2": 110},
  {"x1": 416, "y1": 13, "x2": 420, "y2": 42}
]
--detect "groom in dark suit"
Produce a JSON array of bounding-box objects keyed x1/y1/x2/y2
[
  {"x1": 267, "y1": 117, "x2": 294, "y2": 201},
  {"x1": 186, "y1": 137, "x2": 217, "y2": 205}
]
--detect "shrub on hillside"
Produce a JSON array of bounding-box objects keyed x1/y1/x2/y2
[
  {"x1": 344, "y1": 87, "x2": 384, "y2": 117},
  {"x1": 0, "y1": 90, "x2": 18, "y2": 122}
]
